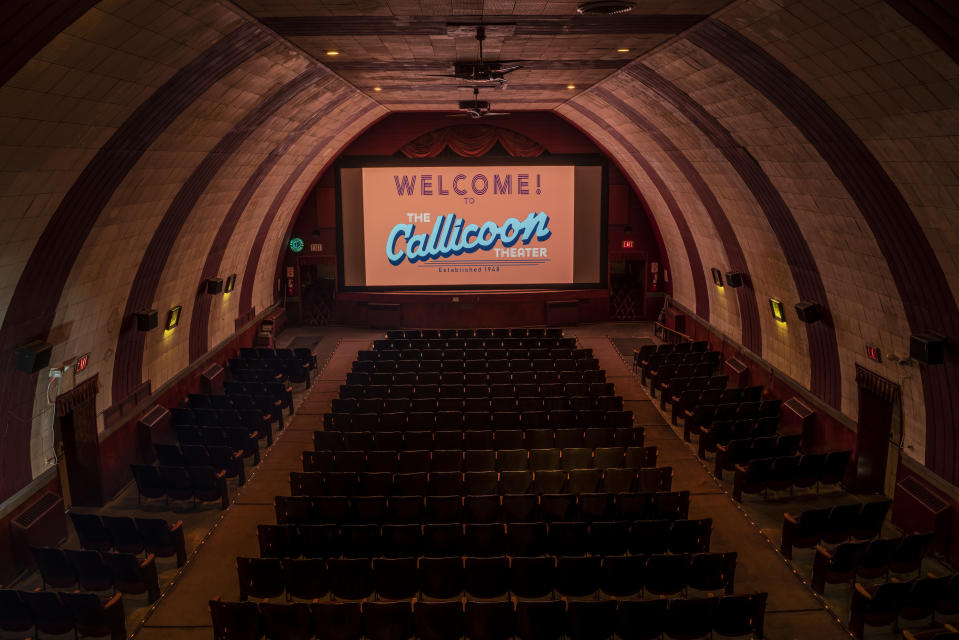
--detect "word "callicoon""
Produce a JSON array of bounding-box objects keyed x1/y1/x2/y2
[{"x1": 386, "y1": 212, "x2": 552, "y2": 266}]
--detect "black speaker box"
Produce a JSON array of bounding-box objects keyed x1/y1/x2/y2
[
  {"x1": 206, "y1": 278, "x2": 223, "y2": 295},
  {"x1": 135, "y1": 309, "x2": 158, "y2": 331},
  {"x1": 725, "y1": 271, "x2": 744, "y2": 288},
  {"x1": 910, "y1": 331, "x2": 947, "y2": 365},
  {"x1": 794, "y1": 301, "x2": 821, "y2": 323},
  {"x1": 16, "y1": 340, "x2": 52, "y2": 373}
]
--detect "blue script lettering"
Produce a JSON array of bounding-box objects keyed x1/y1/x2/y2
[{"x1": 385, "y1": 212, "x2": 552, "y2": 265}]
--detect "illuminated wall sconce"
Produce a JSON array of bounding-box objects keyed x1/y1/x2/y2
[
  {"x1": 710, "y1": 268, "x2": 724, "y2": 287},
  {"x1": 166, "y1": 305, "x2": 182, "y2": 330},
  {"x1": 224, "y1": 274, "x2": 237, "y2": 293},
  {"x1": 769, "y1": 298, "x2": 786, "y2": 323}
]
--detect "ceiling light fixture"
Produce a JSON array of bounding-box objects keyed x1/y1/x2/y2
[
  {"x1": 617, "y1": 48, "x2": 630, "y2": 53},
  {"x1": 373, "y1": 86, "x2": 382, "y2": 92},
  {"x1": 567, "y1": 84, "x2": 576, "y2": 90},
  {"x1": 326, "y1": 50, "x2": 339, "y2": 56},
  {"x1": 577, "y1": 1, "x2": 635, "y2": 15}
]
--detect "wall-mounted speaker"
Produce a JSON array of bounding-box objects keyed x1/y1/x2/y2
[
  {"x1": 16, "y1": 340, "x2": 52, "y2": 373},
  {"x1": 794, "y1": 301, "x2": 821, "y2": 323},
  {"x1": 910, "y1": 331, "x2": 947, "y2": 365},
  {"x1": 725, "y1": 272, "x2": 744, "y2": 288},
  {"x1": 206, "y1": 278, "x2": 223, "y2": 295},
  {"x1": 135, "y1": 309, "x2": 158, "y2": 331}
]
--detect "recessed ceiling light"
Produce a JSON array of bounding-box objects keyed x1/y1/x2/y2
[
  {"x1": 617, "y1": 48, "x2": 630, "y2": 53},
  {"x1": 373, "y1": 87, "x2": 382, "y2": 92},
  {"x1": 326, "y1": 50, "x2": 339, "y2": 56},
  {"x1": 567, "y1": 84, "x2": 576, "y2": 90}
]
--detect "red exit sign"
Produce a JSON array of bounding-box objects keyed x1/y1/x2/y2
[
  {"x1": 74, "y1": 353, "x2": 90, "y2": 373},
  {"x1": 865, "y1": 344, "x2": 881, "y2": 362},
  {"x1": 622, "y1": 239, "x2": 634, "y2": 249}
]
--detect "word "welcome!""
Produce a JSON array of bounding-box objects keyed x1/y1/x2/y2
[{"x1": 386, "y1": 212, "x2": 552, "y2": 266}]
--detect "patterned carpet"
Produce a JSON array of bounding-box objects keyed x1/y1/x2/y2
[{"x1": 609, "y1": 336, "x2": 655, "y2": 366}]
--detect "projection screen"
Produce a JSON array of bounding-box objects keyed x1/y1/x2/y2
[{"x1": 337, "y1": 157, "x2": 606, "y2": 290}]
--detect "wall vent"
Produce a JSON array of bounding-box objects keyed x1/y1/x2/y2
[{"x1": 10, "y1": 492, "x2": 66, "y2": 571}]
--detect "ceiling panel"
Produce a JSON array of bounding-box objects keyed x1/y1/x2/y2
[{"x1": 235, "y1": 0, "x2": 733, "y2": 111}]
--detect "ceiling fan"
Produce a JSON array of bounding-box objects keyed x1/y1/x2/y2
[
  {"x1": 450, "y1": 87, "x2": 510, "y2": 119},
  {"x1": 431, "y1": 26, "x2": 522, "y2": 87}
]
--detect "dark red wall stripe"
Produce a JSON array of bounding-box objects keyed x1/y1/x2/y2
[
  {"x1": 689, "y1": 20, "x2": 959, "y2": 485},
  {"x1": 884, "y1": 0, "x2": 959, "y2": 64},
  {"x1": 188, "y1": 90, "x2": 357, "y2": 361},
  {"x1": 623, "y1": 63, "x2": 841, "y2": 409},
  {"x1": 0, "y1": 24, "x2": 273, "y2": 503},
  {"x1": 592, "y1": 87, "x2": 761, "y2": 355},
  {"x1": 112, "y1": 66, "x2": 331, "y2": 402},
  {"x1": 564, "y1": 102, "x2": 710, "y2": 320},
  {"x1": 0, "y1": 0, "x2": 100, "y2": 88},
  {"x1": 238, "y1": 101, "x2": 383, "y2": 317}
]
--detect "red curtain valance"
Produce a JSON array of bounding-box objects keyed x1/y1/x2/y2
[
  {"x1": 400, "y1": 125, "x2": 545, "y2": 158},
  {"x1": 56, "y1": 375, "x2": 100, "y2": 414},
  {"x1": 855, "y1": 365, "x2": 900, "y2": 404}
]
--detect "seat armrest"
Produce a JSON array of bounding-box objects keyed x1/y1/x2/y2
[
  {"x1": 853, "y1": 583, "x2": 873, "y2": 600},
  {"x1": 814, "y1": 544, "x2": 832, "y2": 559},
  {"x1": 783, "y1": 513, "x2": 799, "y2": 525},
  {"x1": 734, "y1": 464, "x2": 748, "y2": 473}
]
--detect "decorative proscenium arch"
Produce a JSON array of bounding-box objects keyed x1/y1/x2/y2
[{"x1": 563, "y1": 101, "x2": 711, "y2": 320}]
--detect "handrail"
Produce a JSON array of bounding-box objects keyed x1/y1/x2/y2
[{"x1": 654, "y1": 321, "x2": 692, "y2": 345}]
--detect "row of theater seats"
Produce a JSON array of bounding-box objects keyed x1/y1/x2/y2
[
  {"x1": 684, "y1": 399, "x2": 781, "y2": 442},
  {"x1": 275, "y1": 486, "x2": 690, "y2": 525},
  {"x1": 289, "y1": 468, "x2": 683, "y2": 501},
  {"x1": 302, "y1": 445, "x2": 659, "y2": 473},
  {"x1": 386, "y1": 327, "x2": 564, "y2": 339},
  {"x1": 663, "y1": 374, "x2": 730, "y2": 420},
  {"x1": 812, "y1": 533, "x2": 936, "y2": 594},
  {"x1": 172, "y1": 403, "x2": 277, "y2": 444},
  {"x1": 326, "y1": 409, "x2": 634, "y2": 431},
  {"x1": 336, "y1": 381, "x2": 616, "y2": 402},
  {"x1": 361, "y1": 346, "x2": 590, "y2": 361},
  {"x1": 646, "y1": 355, "x2": 721, "y2": 396},
  {"x1": 732, "y1": 451, "x2": 852, "y2": 501},
  {"x1": 0, "y1": 590, "x2": 125, "y2": 640},
  {"x1": 297, "y1": 465, "x2": 670, "y2": 497},
  {"x1": 373, "y1": 340, "x2": 575, "y2": 353},
  {"x1": 67, "y1": 513, "x2": 187, "y2": 566},
  {"x1": 154, "y1": 443, "x2": 246, "y2": 485},
  {"x1": 698, "y1": 417, "x2": 782, "y2": 458},
  {"x1": 781, "y1": 501, "x2": 892, "y2": 559},
  {"x1": 256, "y1": 518, "x2": 707, "y2": 559},
  {"x1": 713, "y1": 434, "x2": 801, "y2": 476},
  {"x1": 850, "y1": 574, "x2": 959, "y2": 638},
  {"x1": 313, "y1": 426, "x2": 646, "y2": 452},
  {"x1": 30, "y1": 546, "x2": 160, "y2": 602},
  {"x1": 346, "y1": 370, "x2": 606, "y2": 387},
  {"x1": 209, "y1": 593, "x2": 768, "y2": 640},
  {"x1": 350, "y1": 357, "x2": 598, "y2": 374},
  {"x1": 173, "y1": 425, "x2": 262, "y2": 462},
  {"x1": 236, "y1": 551, "x2": 737, "y2": 601},
  {"x1": 130, "y1": 464, "x2": 229, "y2": 509}
]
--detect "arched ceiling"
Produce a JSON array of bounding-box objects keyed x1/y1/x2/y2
[{"x1": 0, "y1": 0, "x2": 956, "y2": 504}]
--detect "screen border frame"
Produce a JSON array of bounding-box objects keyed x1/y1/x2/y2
[{"x1": 334, "y1": 154, "x2": 609, "y2": 292}]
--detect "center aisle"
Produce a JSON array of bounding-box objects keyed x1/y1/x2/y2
[
  {"x1": 135, "y1": 330, "x2": 378, "y2": 639},
  {"x1": 579, "y1": 335, "x2": 852, "y2": 640}
]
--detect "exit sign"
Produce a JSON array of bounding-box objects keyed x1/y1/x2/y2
[
  {"x1": 622, "y1": 239, "x2": 634, "y2": 249},
  {"x1": 865, "y1": 344, "x2": 882, "y2": 362},
  {"x1": 74, "y1": 353, "x2": 90, "y2": 373}
]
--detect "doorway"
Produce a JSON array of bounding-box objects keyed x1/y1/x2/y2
[
  {"x1": 298, "y1": 259, "x2": 337, "y2": 326},
  {"x1": 55, "y1": 376, "x2": 103, "y2": 507},
  {"x1": 853, "y1": 366, "x2": 900, "y2": 494},
  {"x1": 609, "y1": 258, "x2": 646, "y2": 320}
]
